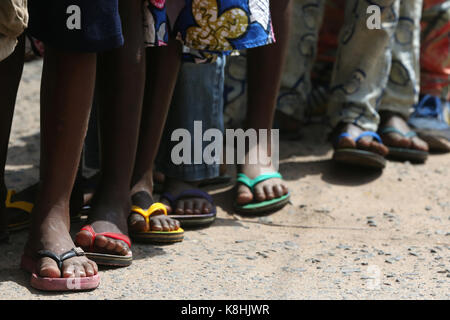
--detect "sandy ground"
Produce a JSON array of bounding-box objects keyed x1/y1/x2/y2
[{"x1": 0, "y1": 59, "x2": 449, "y2": 300}]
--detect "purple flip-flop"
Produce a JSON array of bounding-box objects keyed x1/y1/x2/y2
[{"x1": 160, "y1": 189, "x2": 217, "y2": 228}]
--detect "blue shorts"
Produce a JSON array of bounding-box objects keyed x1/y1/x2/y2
[{"x1": 28, "y1": 0, "x2": 124, "y2": 53}]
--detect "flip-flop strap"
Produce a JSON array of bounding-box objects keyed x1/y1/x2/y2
[
  {"x1": 236, "y1": 172, "x2": 283, "y2": 190},
  {"x1": 336, "y1": 131, "x2": 382, "y2": 144},
  {"x1": 5, "y1": 190, "x2": 34, "y2": 213},
  {"x1": 174, "y1": 189, "x2": 214, "y2": 203},
  {"x1": 37, "y1": 247, "x2": 85, "y2": 271},
  {"x1": 131, "y1": 203, "x2": 167, "y2": 226},
  {"x1": 379, "y1": 127, "x2": 417, "y2": 138},
  {"x1": 80, "y1": 225, "x2": 132, "y2": 249}
]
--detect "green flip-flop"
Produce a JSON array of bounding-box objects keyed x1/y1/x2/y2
[
  {"x1": 234, "y1": 172, "x2": 290, "y2": 215},
  {"x1": 379, "y1": 127, "x2": 429, "y2": 163}
]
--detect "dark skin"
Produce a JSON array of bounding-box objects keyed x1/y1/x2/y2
[
  {"x1": 127, "y1": 38, "x2": 183, "y2": 233},
  {"x1": 75, "y1": 0, "x2": 178, "y2": 254},
  {"x1": 334, "y1": 122, "x2": 389, "y2": 156},
  {"x1": 0, "y1": 35, "x2": 25, "y2": 242},
  {"x1": 24, "y1": 47, "x2": 98, "y2": 278},
  {"x1": 236, "y1": 0, "x2": 292, "y2": 205},
  {"x1": 379, "y1": 111, "x2": 428, "y2": 151}
]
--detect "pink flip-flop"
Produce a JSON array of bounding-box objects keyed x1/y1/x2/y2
[{"x1": 21, "y1": 247, "x2": 100, "y2": 291}]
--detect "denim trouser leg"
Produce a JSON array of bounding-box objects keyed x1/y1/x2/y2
[
  {"x1": 155, "y1": 56, "x2": 225, "y2": 182},
  {"x1": 327, "y1": 0, "x2": 400, "y2": 132}
]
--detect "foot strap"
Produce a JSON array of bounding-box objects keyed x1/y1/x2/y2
[
  {"x1": 131, "y1": 202, "x2": 167, "y2": 226},
  {"x1": 80, "y1": 225, "x2": 131, "y2": 250},
  {"x1": 236, "y1": 172, "x2": 283, "y2": 191},
  {"x1": 379, "y1": 127, "x2": 417, "y2": 138},
  {"x1": 37, "y1": 248, "x2": 85, "y2": 272},
  {"x1": 336, "y1": 131, "x2": 382, "y2": 145}
]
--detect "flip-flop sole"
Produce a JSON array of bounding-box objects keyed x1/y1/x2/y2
[
  {"x1": 416, "y1": 133, "x2": 450, "y2": 152},
  {"x1": 21, "y1": 255, "x2": 100, "y2": 291},
  {"x1": 387, "y1": 147, "x2": 428, "y2": 163},
  {"x1": 333, "y1": 149, "x2": 386, "y2": 169},
  {"x1": 235, "y1": 193, "x2": 291, "y2": 215},
  {"x1": 130, "y1": 230, "x2": 184, "y2": 244},
  {"x1": 84, "y1": 252, "x2": 133, "y2": 267},
  {"x1": 168, "y1": 213, "x2": 216, "y2": 228}
]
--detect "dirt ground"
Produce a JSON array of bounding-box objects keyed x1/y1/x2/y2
[{"x1": 0, "y1": 59, "x2": 448, "y2": 300}]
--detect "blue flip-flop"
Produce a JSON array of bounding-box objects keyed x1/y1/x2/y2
[
  {"x1": 379, "y1": 127, "x2": 428, "y2": 163},
  {"x1": 333, "y1": 131, "x2": 386, "y2": 169},
  {"x1": 160, "y1": 190, "x2": 217, "y2": 227},
  {"x1": 235, "y1": 172, "x2": 290, "y2": 215}
]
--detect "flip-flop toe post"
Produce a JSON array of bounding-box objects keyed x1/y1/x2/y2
[
  {"x1": 130, "y1": 202, "x2": 184, "y2": 243},
  {"x1": 333, "y1": 131, "x2": 386, "y2": 169},
  {"x1": 21, "y1": 247, "x2": 100, "y2": 291},
  {"x1": 235, "y1": 172, "x2": 290, "y2": 215},
  {"x1": 379, "y1": 127, "x2": 429, "y2": 163},
  {"x1": 78, "y1": 225, "x2": 133, "y2": 267},
  {"x1": 160, "y1": 190, "x2": 217, "y2": 227}
]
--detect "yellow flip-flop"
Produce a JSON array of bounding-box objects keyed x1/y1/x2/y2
[
  {"x1": 5, "y1": 189, "x2": 82, "y2": 231},
  {"x1": 129, "y1": 202, "x2": 184, "y2": 244},
  {"x1": 5, "y1": 190, "x2": 33, "y2": 231}
]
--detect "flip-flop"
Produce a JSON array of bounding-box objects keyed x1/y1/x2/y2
[
  {"x1": 20, "y1": 247, "x2": 100, "y2": 291},
  {"x1": 153, "y1": 175, "x2": 232, "y2": 193},
  {"x1": 5, "y1": 189, "x2": 82, "y2": 231},
  {"x1": 333, "y1": 131, "x2": 386, "y2": 169},
  {"x1": 235, "y1": 172, "x2": 290, "y2": 215},
  {"x1": 379, "y1": 127, "x2": 429, "y2": 163},
  {"x1": 78, "y1": 225, "x2": 133, "y2": 267},
  {"x1": 160, "y1": 190, "x2": 217, "y2": 227},
  {"x1": 129, "y1": 202, "x2": 184, "y2": 243}
]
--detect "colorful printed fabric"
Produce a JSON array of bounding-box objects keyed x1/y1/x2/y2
[
  {"x1": 420, "y1": 0, "x2": 450, "y2": 101},
  {"x1": 143, "y1": 0, "x2": 274, "y2": 62}
]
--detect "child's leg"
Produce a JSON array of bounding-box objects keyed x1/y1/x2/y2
[
  {"x1": 24, "y1": 47, "x2": 98, "y2": 278},
  {"x1": 0, "y1": 35, "x2": 25, "y2": 241},
  {"x1": 378, "y1": 0, "x2": 428, "y2": 152},
  {"x1": 128, "y1": 38, "x2": 182, "y2": 232},
  {"x1": 75, "y1": 0, "x2": 147, "y2": 254},
  {"x1": 154, "y1": 56, "x2": 226, "y2": 217},
  {"x1": 236, "y1": 0, "x2": 292, "y2": 205}
]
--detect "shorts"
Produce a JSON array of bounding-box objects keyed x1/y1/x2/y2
[{"x1": 28, "y1": 0, "x2": 124, "y2": 53}]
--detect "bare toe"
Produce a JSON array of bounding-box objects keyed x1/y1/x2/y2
[
  {"x1": 236, "y1": 184, "x2": 253, "y2": 205},
  {"x1": 38, "y1": 257, "x2": 61, "y2": 278}
]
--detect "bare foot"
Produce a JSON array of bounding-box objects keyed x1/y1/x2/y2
[
  {"x1": 25, "y1": 206, "x2": 98, "y2": 278},
  {"x1": 160, "y1": 178, "x2": 213, "y2": 215},
  {"x1": 236, "y1": 140, "x2": 289, "y2": 205},
  {"x1": 75, "y1": 192, "x2": 131, "y2": 257},
  {"x1": 379, "y1": 111, "x2": 429, "y2": 152},
  {"x1": 334, "y1": 122, "x2": 389, "y2": 156},
  {"x1": 128, "y1": 191, "x2": 180, "y2": 233}
]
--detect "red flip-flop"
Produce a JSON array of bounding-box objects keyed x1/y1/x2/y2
[
  {"x1": 77, "y1": 225, "x2": 133, "y2": 267},
  {"x1": 21, "y1": 248, "x2": 100, "y2": 291}
]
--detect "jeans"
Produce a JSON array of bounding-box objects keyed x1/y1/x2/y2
[{"x1": 155, "y1": 55, "x2": 225, "y2": 182}]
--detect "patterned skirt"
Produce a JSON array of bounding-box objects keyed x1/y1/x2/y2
[{"x1": 143, "y1": 0, "x2": 275, "y2": 62}]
